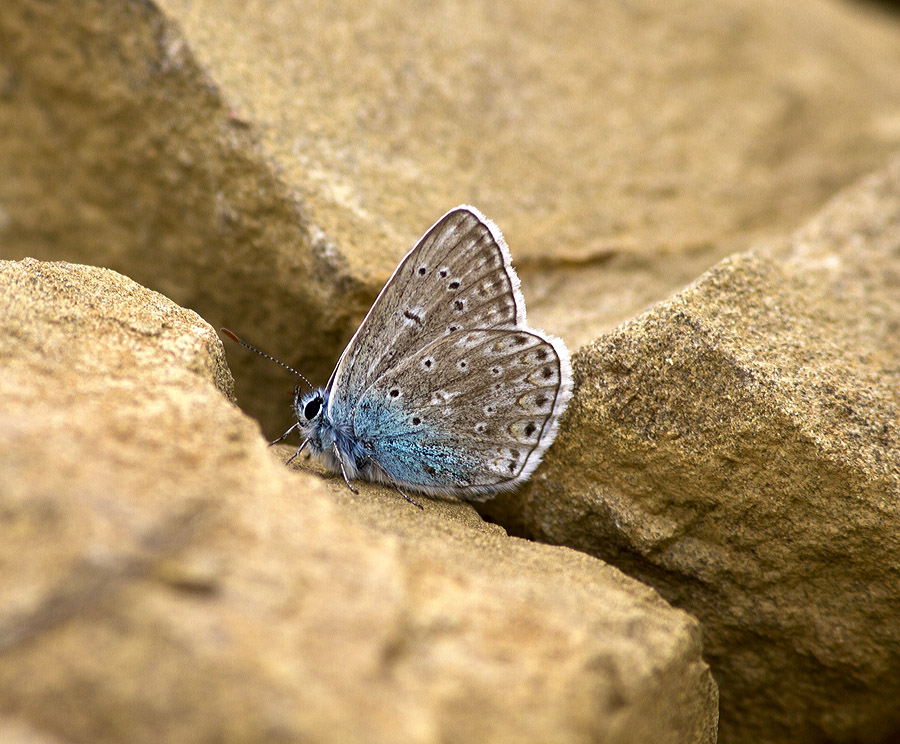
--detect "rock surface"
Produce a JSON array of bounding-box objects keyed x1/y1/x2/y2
[
  {"x1": 5, "y1": 1, "x2": 900, "y2": 740},
  {"x1": 3, "y1": 0, "x2": 900, "y2": 433},
  {"x1": 0, "y1": 257, "x2": 717, "y2": 743},
  {"x1": 483, "y1": 159, "x2": 900, "y2": 743}
]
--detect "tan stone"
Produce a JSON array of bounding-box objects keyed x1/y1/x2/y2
[
  {"x1": 3, "y1": 0, "x2": 900, "y2": 433},
  {"x1": 484, "y1": 158, "x2": 900, "y2": 743},
  {"x1": 0, "y1": 258, "x2": 717, "y2": 743}
]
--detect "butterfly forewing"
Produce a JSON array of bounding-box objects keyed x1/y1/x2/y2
[
  {"x1": 351, "y1": 329, "x2": 568, "y2": 496},
  {"x1": 326, "y1": 207, "x2": 523, "y2": 423}
]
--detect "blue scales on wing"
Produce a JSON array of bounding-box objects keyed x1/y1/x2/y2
[{"x1": 351, "y1": 328, "x2": 566, "y2": 498}]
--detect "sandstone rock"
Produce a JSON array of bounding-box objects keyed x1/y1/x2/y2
[
  {"x1": 483, "y1": 159, "x2": 900, "y2": 743},
  {"x1": 3, "y1": 0, "x2": 900, "y2": 433},
  {"x1": 0, "y1": 257, "x2": 717, "y2": 743},
  {"x1": 0, "y1": 718, "x2": 71, "y2": 744}
]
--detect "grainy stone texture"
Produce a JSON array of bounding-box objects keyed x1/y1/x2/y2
[
  {"x1": 482, "y1": 159, "x2": 900, "y2": 743},
  {"x1": 3, "y1": 0, "x2": 900, "y2": 433},
  {"x1": 0, "y1": 258, "x2": 717, "y2": 744},
  {"x1": 5, "y1": 1, "x2": 900, "y2": 741}
]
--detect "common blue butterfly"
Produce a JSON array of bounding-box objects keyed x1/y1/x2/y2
[{"x1": 226, "y1": 206, "x2": 572, "y2": 506}]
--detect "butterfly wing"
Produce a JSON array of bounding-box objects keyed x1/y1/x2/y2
[
  {"x1": 325, "y1": 206, "x2": 524, "y2": 424},
  {"x1": 351, "y1": 328, "x2": 572, "y2": 498}
]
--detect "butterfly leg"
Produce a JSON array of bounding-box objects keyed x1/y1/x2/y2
[
  {"x1": 332, "y1": 442, "x2": 359, "y2": 494},
  {"x1": 270, "y1": 422, "x2": 299, "y2": 446},
  {"x1": 285, "y1": 438, "x2": 309, "y2": 466},
  {"x1": 363, "y1": 456, "x2": 423, "y2": 509}
]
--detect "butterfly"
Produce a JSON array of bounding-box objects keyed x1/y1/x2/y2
[{"x1": 226, "y1": 206, "x2": 572, "y2": 506}]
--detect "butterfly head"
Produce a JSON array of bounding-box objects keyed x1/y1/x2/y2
[{"x1": 293, "y1": 387, "x2": 329, "y2": 443}]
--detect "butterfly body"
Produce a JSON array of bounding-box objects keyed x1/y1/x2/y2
[{"x1": 288, "y1": 205, "x2": 572, "y2": 501}]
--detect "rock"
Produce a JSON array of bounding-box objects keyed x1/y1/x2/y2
[
  {"x1": 3, "y1": 0, "x2": 900, "y2": 432},
  {"x1": 0, "y1": 257, "x2": 717, "y2": 743},
  {"x1": 482, "y1": 158, "x2": 900, "y2": 742}
]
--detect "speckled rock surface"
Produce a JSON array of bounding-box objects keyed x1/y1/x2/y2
[
  {"x1": 6, "y1": 1, "x2": 900, "y2": 740},
  {"x1": 0, "y1": 258, "x2": 717, "y2": 744},
  {"x1": 3, "y1": 0, "x2": 900, "y2": 434},
  {"x1": 482, "y1": 159, "x2": 900, "y2": 743}
]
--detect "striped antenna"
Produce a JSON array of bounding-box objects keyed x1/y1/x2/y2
[{"x1": 220, "y1": 328, "x2": 314, "y2": 390}]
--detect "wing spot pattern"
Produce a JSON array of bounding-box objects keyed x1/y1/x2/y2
[
  {"x1": 508, "y1": 419, "x2": 543, "y2": 442},
  {"x1": 518, "y1": 391, "x2": 554, "y2": 413},
  {"x1": 527, "y1": 363, "x2": 559, "y2": 386},
  {"x1": 345, "y1": 209, "x2": 570, "y2": 491},
  {"x1": 429, "y1": 389, "x2": 459, "y2": 405},
  {"x1": 455, "y1": 331, "x2": 487, "y2": 348}
]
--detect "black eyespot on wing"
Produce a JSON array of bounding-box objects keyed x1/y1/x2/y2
[
  {"x1": 536, "y1": 348, "x2": 549, "y2": 361},
  {"x1": 542, "y1": 366, "x2": 553, "y2": 379},
  {"x1": 454, "y1": 300, "x2": 464, "y2": 311},
  {"x1": 439, "y1": 268, "x2": 448, "y2": 278},
  {"x1": 535, "y1": 394, "x2": 548, "y2": 407},
  {"x1": 448, "y1": 280, "x2": 460, "y2": 290},
  {"x1": 389, "y1": 388, "x2": 400, "y2": 398},
  {"x1": 424, "y1": 464, "x2": 437, "y2": 476},
  {"x1": 524, "y1": 421, "x2": 536, "y2": 437},
  {"x1": 403, "y1": 309, "x2": 423, "y2": 324},
  {"x1": 418, "y1": 266, "x2": 427, "y2": 276},
  {"x1": 412, "y1": 417, "x2": 421, "y2": 426}
]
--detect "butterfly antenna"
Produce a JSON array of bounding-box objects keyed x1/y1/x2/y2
[{"x1": 220, "y1": 328, "x2": 314, "y2": 390}]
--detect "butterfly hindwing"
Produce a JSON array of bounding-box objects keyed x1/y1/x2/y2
[{"x1": 351, "y1": 328, "x2": 569, "y2": 497}]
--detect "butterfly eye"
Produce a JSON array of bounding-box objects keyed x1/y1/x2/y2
[{"x1": 304, "y1": 396, "x2": 323, "y2": 420}]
